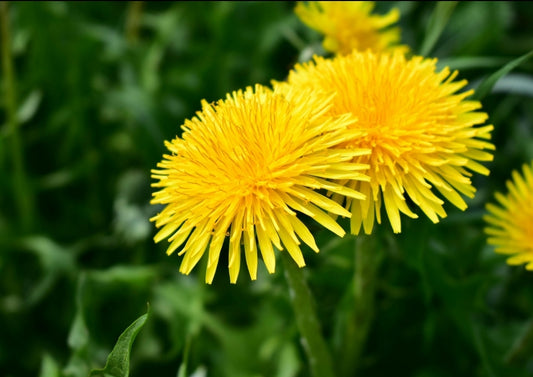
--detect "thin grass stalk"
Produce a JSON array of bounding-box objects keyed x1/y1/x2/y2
[{"x1": 1, "y1": 1, "x2": 33, "y2": 232}]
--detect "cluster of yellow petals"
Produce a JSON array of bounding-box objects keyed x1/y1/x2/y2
[
  {"x1": 151, "y1": 85, "x2": 370, "y2": 283},
  {"x1": 274, "y1": 51, "x2": 495, "y2": 234},
  {"x1": 152, "y1": 3, "x2": 499, "y2": 282},
  {"x1": 484, "y1": 162, "x2": 533, "y2": 270},
  {"x1": 295, "y1": 1, "x2": 406, "y2": 55}
]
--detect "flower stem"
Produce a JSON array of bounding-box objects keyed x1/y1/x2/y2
[
  {"x1": 125, "y1": 1, "x2": 143, "y2": 45},
  {"x1": 338, "y1": 233, "x2": 385, "y2": 376},
  {"x1": 1, "y1": 1, "x2": 33, "y2": 232},
  {"x1": 281, "y1": 251, "x2": 335, "y2": 377}
]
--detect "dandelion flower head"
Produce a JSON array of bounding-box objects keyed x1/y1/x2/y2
[
  {"x1": 484, "y1": 162, "x2": 533, "y2": 270},
  {"x1": 151, "y1": 84, "x2": 370, "y2": 283},
  {"x1": 275, "y1": 51, "x2": 495, "y2": 235},
  {"x1": 295, "y1": 1, "x2": 406, "y2": 55}
]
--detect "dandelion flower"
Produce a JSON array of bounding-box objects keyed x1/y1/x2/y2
[
  {"x1": 275, "y1": 51, "x2": 494, "y2": 234},
  {"x1": 151, "y1": 84, "x2": 370, "y2": 283},
  {"x1": 484, "y1": 162, "x2": 533, "y2": 270},
  {"x1": 295, "y1": 1, "x2": 406, "y2": 55}
]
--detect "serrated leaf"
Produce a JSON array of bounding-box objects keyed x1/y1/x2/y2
[
  {"x1": 419, "y1": 1, "x2": 458, "y2": 56},
  {"x1": 90, "y1": 308, "x2": 149, "y2": 377},
  {"x1": 473, "y1": 50, "x2": 533, "y2": 100}
]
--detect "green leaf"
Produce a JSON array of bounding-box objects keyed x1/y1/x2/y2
[
  {"x1": 436, "y1": 56, "x2": 508, "y2": 71},
  {"x1": 90, "y1": 308, "x2": 150, "y2": 377},
  {"x1": 88, "y1": 265, "x2": 158, "y2": 287},
  {"x1": 64, "y1": 274, "x2": 91, "y2": 377},
  {"x1": 419, "y1": 1, "x2": 458, "y2": 56},
  {"x1": 68, "y1": 310, "x2": 90, "y2": 352},
  {"x1": 491, "y1": 73, "x2": 533, "y2": 97},
  {"x1": 276, "y1": 343, "x2": 301, "y2": 377},
  {"x1": 11, "y1": 236, "x2": 76, "y2": 307},
  {"x1": 18, "y1": 235, "x2": 76, "y2": 274},
  {"x1": 38, "y1": 354, "x2": 61, "y2": 377},
  {"x1": 17, "y1": 89, "x2": 42, "y2": 124},
  {"x1": 68, "y1": 275, "x2": 89, "y2": 352},
  {"x1": 473, "y1": 50, "x2": 533, "y2": 100}
]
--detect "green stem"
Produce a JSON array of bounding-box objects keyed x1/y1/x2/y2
[
  {"x1": 125, "y1": 1, "x2": 143, "y2": 45},
  {"x1": 338, "y1": 233, "x2": 384, "y2": 376},
  {"x1": 281, "y1": 251, "x2": 335, "y2": 377},
  {"x1": 1, "y1": 1, "x2": 33, "y2": 232},
  {"x1": 176, "y1": 335, "x2": 191, "y2": 377}
]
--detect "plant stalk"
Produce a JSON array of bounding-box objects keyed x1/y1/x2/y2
[
  {"x1": 282, "y1": 251, "x2": 335, "y2": 377},
  {"x1": 338, "y1": 233, "x2": 385, "y2": 376},
  {"x1": 125, "y1": 1, "x2": 143, "y2": 45},
  {"x1": 1, "y1": 1, "x2": 33, "y2": 232}
]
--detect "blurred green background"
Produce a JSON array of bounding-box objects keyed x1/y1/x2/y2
[{"x1": 1, "y1": 1, "x2": 533, "y2": 376}]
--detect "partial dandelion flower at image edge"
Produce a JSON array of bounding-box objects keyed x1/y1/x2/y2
[
  {"x1": 484, "y1": 161, "x2": 533, "y2": 269},
  {"x1": 295, "y1": 1, "x2": 407, "y2": 55},
  {"x1": 150, "y1": 84, "x2": 371, "y2": 284},
  {"x1": 274, "y1": 50, "x2": 495, "y2": 235}
]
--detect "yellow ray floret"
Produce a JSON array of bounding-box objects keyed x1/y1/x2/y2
[
  {"x1": 151, "y1": 84, "x2": 370, "y2": 283},
  {"x1": 295, "y1": 1, "x2": 407, "y2": 55},
  {"x1": 484, "y1": 161, "x2": 533, "y2": 270},
  {"x1": 274, "y1": 50, "x2": 494, "y2": 234}
]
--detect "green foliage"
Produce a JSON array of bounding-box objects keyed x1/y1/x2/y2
[
  {"x1": 2, "y1": 1, "x2": 533, "y2": 377},
  {"x1": 473, "y1": 50, "x2": 533, "y2": 100},
  {"x1": 418, "y1": 1, "x2": 458, "y2": 56},
  {"x1": 90, "y1": 309, "x2": 149, "y2": 377}
]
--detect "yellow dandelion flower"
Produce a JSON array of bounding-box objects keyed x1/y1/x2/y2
[
  {"x1": 484, "y1": 162, "x2": 533, "y2": 270},
  {"x1": 295, "y1": 1, "x2": 406, "y2": 55},
  {"x1": 151, "y1": 84, "x2": 370, "y2": 284},
  {"x1": 274, "y1": 51, "x2": 495, "y2": 235}
]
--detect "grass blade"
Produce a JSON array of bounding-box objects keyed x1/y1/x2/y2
[
  {"x1": 419, "y1": 1, "x2": 458, "y2": 56},
  {"x1": 473, "y1": 50, "x2": 533, "y2": 100}
]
